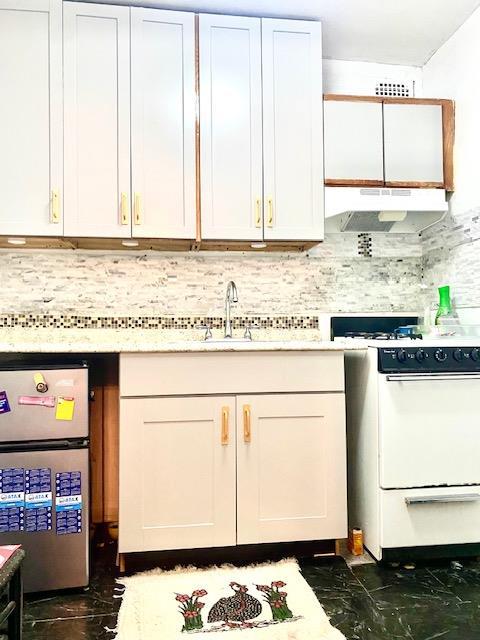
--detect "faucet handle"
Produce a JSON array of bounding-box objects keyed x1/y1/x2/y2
[
  {"x1": 243, "y1": 323, "x2": 260, "y2": 340},
  {"x1": 195, "y1": 324, "x2": 213, "y2": 341}
]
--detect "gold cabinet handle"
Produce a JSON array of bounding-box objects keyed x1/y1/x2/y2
[
  {"x1": 50, "y1": 189, "x2": 60, "y2": 224},
  {"x1": 243, "y1": 405, "x2": 251, "y2": 443},
  {"x1": 134, "y1": 192, "x2": 142, "y2": 226},
  {"x1": 221, "y1": 406, "x2": 229, "y2": 445},
  {"x1": 120, "y1": 192, "x2": 129, "y2": 225},
  {"x1": 255, "y1": 197, "x2": 262, "y2": 228},
  {"x1": 267, "y1": 196, "x2": 274, "y2": 227}
]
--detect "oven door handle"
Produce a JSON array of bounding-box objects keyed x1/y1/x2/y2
[
  {"x1": 386, "y1": 374, "x2": 480, "y2": 382},
  {"x1": 406, "y1": 494, "x2": 480, "y2": 505}
]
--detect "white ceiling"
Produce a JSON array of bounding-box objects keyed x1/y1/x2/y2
[{"x1": 94, "y1": 0, "x2": 480, "y2": 65}]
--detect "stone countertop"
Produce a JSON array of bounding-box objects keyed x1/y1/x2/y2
[{"x1": 0, "y1": 328, "x2": 367, "y2": 354}]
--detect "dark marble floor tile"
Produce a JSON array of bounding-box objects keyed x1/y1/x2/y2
[
  {"x1": 21, "y1": 540, "x2": 480, "y2": 640},
  {"x1": 301, "y1": 557, "x2": 372, "y2": 639},
  {"x1": 301, "y1": 557, "x2": 416, "y2": 640},
  {"x1": 24, "y1": 540, "x2": 121, "y2": 623},
  {"x1": 301, "y1": 556, "x2": 365, "y2": 599},
  {"x1": 352, "y1": 563, "x2": 457, "y2": 612},
  {"x1": 399, "y1": 601, "x2": 480, "y2": 640},
  {"x1": 427, "y1": 558, "x2": 480, "y2": 605},
  {"x1": 24, "y1": 582, "x2": 122, "y2": 623},
  {"x1": 23, "y1": 612, "x2": 117, "y2": 640}
]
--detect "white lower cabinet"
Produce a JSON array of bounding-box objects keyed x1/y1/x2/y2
[
  {"x1": 119, "y1": 357, "x2": 347, "y2": 555},
  {"x1": 236, "y1": 393, "x2": 347, "y2": 544},
  {"x1": 119, "y1": 396, "x2": 236, "y2": 553}
]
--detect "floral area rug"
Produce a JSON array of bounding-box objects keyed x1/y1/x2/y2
[{"x1": 113, "y1": 558, "x2": 345, "y2": 639}]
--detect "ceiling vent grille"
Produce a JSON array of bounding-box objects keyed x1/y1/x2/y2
[{"x1": 375, "y1": 81, "x2": 411, "y2": 97}]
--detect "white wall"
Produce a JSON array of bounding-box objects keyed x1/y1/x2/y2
[
  {"x1": 423, "y1": 6, "x2": 480, "y2": 214},
  {"x1": 323, "y1": 59, "x2": 422, "y2": 96},
  {"x1": 421, "y1": 6, "x2": 480, "y2": 315}
]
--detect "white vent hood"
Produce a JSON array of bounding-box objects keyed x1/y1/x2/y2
[{"x1": 325, "y1": 187, "x2": 447, "y2": 233}]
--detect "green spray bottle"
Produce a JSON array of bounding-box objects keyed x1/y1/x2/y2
[{"x1": 435, "y1": 285, "x2": 457, "y2": 325}]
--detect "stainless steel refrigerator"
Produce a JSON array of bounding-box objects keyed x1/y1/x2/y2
[{"x1": 0, "y1": 364, "x2": 89, "y2": 592}]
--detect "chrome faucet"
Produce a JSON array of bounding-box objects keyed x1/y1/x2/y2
[{"x1": 224, "y1": 281, "x2": 238, "y2": 338}]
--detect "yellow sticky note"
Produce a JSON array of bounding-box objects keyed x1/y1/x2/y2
[{"x1": 56, "y1": 397, "x2": 75, "y2": 421}]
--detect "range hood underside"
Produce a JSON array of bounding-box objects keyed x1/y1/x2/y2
[{"x1": 324, "y1": 187, "x2": 448, "y2": 234}]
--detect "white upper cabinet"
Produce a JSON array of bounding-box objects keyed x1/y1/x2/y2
[
  {"x1": 0, "y1": 0, "x2": 62, "y2": 236},
  {"x1": 383, "y1": 103, "x2": 444, "y2": 185},
  {"x1": 262, "y1": 19, "x2": 324, "y2": 241},
  {"x1": 324, "y1": 100, "x2": 384, "y2": 184},
  {"x1": 63, "y1": 2, "x2": 131, "y2": 238},
  {"x1": 199, "y1": 14, "x2": 263, "y2": 241},
  {"x1": 131, "y1": 8, "x2": 196, "y2": 239},
  {"x1": 200, "y1": 16, "x2": 323, "y2": 242}
]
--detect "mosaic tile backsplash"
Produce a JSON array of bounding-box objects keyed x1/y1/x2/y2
[
  {"x1": 421, "y1": 207, "x2": 480, "y2": 309},
  {"x1": 0, "y1": 233, "x2": 423, "y2": 322},
  {"x1": 0, "y1": 314, "x2": 318, "y2": 330}
]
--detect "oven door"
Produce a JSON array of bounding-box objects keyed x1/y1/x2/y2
[{"x1": 378, "y1": 373, "x2": 480, "y2": 489}]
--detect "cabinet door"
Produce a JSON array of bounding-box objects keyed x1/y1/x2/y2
[
  {"x1": 383, "y1": 103, "x2": 444, "y2": 185},
  {"x1": 131, "y1": 9, "x2": 196, "y2": 239},
  {"x1": 64, "y1": 2, "x2": 131, "y2": 238},
  {"x1": 199, "y1": 14, "x2": 263, "y2": 241},
  {"x1": 262, "y1": 19, "x2": 324, "y2": 241},
  {"x1": 324, "y1": 100, "x2": 384, "y2": 185},
  {"x1": 0, "y1": 0, "x2": 62, "y2": 236},
  {"x1": 237, "y1": 393, "x2": 347, "y2": 544},
  {"x1": 119, "y1": 396, "x2": 236, "y2": 553}
]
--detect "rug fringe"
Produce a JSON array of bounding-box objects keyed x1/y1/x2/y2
[{"x1": 118, "y1": 557, "x2": 299, "y2": 582}]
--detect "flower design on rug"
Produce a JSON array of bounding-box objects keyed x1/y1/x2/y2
[
  {"x1": 207, "y1": 582, "x2": 262, "y2": 629},
  {"x1": 176, "y1": 589, "x2": 208, "y2": 632},
  {"x1": 256, "y1": 580, "x2": 294, "y2": 622}
]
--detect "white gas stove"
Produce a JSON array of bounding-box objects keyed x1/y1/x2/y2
[
  {"x1": 329, "y1": 313, "x2": 480, "y2": 561},
  {"x1": 345, "y1": 336, "x2": 480, "y2": 562}
]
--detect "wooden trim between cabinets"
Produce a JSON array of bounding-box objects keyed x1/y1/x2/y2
[
  {"x1": 325, "y1": 179, "x2": 385, "y2": 188},
  {"x1": 195, "y1": 14, "x2": 202, "y2": 243},
  {"x1": 442, "y1": 99, "x2": 455, "y2": 191},
  {"x1": 103, "y1": 358, "x2": 119, "y2": 524},
  {"x1": 323, "y1": 94, "x2": 383, "y2": 103},
  {"x1": 385, "y1": 181, "x2": 445, "y2": 189},
  {"x1": 383, "y1": 97, "x2": 450, "y2": 106}
]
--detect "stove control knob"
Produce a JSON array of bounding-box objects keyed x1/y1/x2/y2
[
  {"x1": 397, "y1": 348, "x2": 407, "y2": 363},
  {"x1": 453, "y1": 348, "x2": 464, "y2": 362},
  {"x1": 471, "y1": 348, "x2": 480, "y2": 362},
  {"x1": 415, "y1": 348, "x2": 426, "y2": 363},
  {"x1": 435, "y1": 348, "x2": 448, "y2": 362}
]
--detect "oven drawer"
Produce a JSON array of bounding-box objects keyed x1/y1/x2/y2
[{"x1": 381, "y1": 487, "x2": 480, "y2": 549}]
